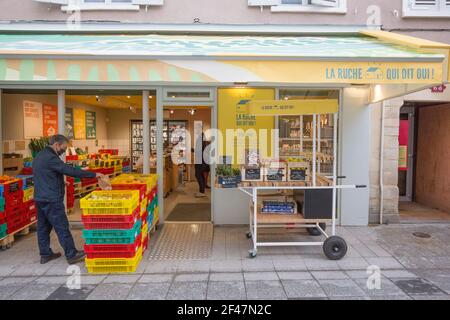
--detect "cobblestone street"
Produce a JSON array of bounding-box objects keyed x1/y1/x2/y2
[{"x1": 1, "y1": 223, "x2": 450, "y2": 300}]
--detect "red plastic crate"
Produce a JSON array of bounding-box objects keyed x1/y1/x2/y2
[
  {"x1": 98, "y1": 149, "x2": 119, "y2": 156},
  {"x1": 2, "y1": 202, "x2": 23, "y2": 218},
  {"x1": 4, "y1": 192, "x2": 24, "y2": 208},
  {"x1": 22, "y1": 200, "x2": 36, "y2": 212},
  {"x1": 84, "y1": 233, "x2": 142, "y2": 259},
  {"x1": 0, "y1": 179, "x2": 24, "y2": 197},
  {"x1": 66, "y1": 155, "x2": 79, "y2": 161},
  {"x1": 112, "y1": 184, "x2": 147, "y2": 202},
  {"x1": 142, "y1": 235, "x2": 149, "y2": 252},
  {"x1": 81, "y1": 206, "x2": 140, "y2": 229},
  {"x1": 122, "y1": 160, "x2": 130, "y2": 167},
  {"x1": 6, "y1": 209, "x2": 31, "y2": 233},
  {"x1": 21, "y1": 167, "x2": 33, "y2": 175}
]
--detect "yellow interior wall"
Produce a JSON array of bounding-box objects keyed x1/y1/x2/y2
[{"x1": 218, "y1": 88, "x2": 275, "y2": 165}]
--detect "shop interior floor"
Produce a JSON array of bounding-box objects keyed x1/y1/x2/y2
[
  {"x1": 166, "y1": 203, "x2": 211, "y2": 222},
  {"x1": 399, "y1": 201, "x2": 450, "y2": 223},
  {"x1": 164, "y1": 182, "x2": 211, "y2": 220}
]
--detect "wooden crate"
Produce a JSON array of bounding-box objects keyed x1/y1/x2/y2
[{"x1": 287, "y1": 162, "x2": 310, "y2": 182}]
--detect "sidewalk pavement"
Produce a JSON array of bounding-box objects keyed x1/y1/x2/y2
[{"x1": 1, "y1": 223, "x2": 450, "y2": 300}]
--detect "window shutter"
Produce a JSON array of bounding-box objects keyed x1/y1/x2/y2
[
  {"x1": 248, "y1": 0, "x2": 281, "y2": 6},
  {"x1": 132, "y1": 0, "x2": 164, "y2": 5},
  {"x1": 34, "y1": 0, "x2": 69, "y2": 4},
  {"x1": 310, "y1": 0, "x2": 338, "y2": 7}
]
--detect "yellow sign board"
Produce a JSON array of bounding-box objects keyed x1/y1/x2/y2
[{"x1": 247, "y1": 99, "x2": 339, "y2": 116}]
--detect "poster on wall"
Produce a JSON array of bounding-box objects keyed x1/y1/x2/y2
[
  {"x1": 43, "y1": 104, "x2": 58, "y2": 137},
  {"x1": 398, "y1": 119, "x2": 409, "y2": 171},
  {"x1": 73, "y1": 108, "x2": 86, "y2": 140},
  {"x1": 23, "y1": 100, "x2": 43, "y2": 138},
  {"x1": 85, "y1": 111, "x2": 97, "y2": 139},
  {"x1": 65, "y1": 108, "x2": 74, "y2": 139}
]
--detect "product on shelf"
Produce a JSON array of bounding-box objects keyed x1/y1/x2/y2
[{"x1": 261, "y1": 201, "x2": 297, "y2": 214}]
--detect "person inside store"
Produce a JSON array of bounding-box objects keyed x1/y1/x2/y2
[
  {"x1": 193, "y1": 133, "x2": 211, "y2": 198},
  {"x1": 33, "y1": 134, "x2": 104, "y2": 265}
]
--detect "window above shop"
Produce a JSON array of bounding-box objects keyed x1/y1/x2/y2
[
  {"x1": 403, "y1": 0, "x2": 450, "y2": 17},
  {"x1": 33, "y1": 0, "x2": 163, "y2": 12},
  {"x1": 248, "y1": 0, "x2": 347, "y2": 14}
]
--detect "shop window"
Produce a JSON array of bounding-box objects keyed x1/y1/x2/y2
[
  {"x1": 248, "y1": 0, "x2": 347, "y2": 14},
  {"x1": 403, "y1": 0, "x2": 450, "y2": 17},
  {"x1": 33, "y1": 0, "x2": 163, "y2": 11}
]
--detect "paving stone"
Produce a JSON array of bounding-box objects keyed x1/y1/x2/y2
[
  {"x1": 411, "y1": 295, "x2": 450, "y2": 300},
  {"x1": 33, "y1": 276, "x2": 68, "y2": 285},
  {"x1": 207, "y1": 281, "x2": 246, "y2": 300},
  {"x1": 209, "y1": 273, "x2": 244, "y2": 282},
  {"x1": 210, "y1": 260, "x2": 243, "y2": 272},
  {"x1": 78, "y1": 276, "x2": 107, "y2": 285},
  {"x1": 243, "y1": 272, "x2": 278, "y2": 281},
  {"x1": 242, "y1": 260, "x2": 275, "y2": 272},
  {"x1": 10, "y1": 263, "x2": 53, "y2": 277},
  {"x1": 370, "y1": 295, "x2": 412, "y2": 300},
  {"x1": 103, "y1": 275, "x2": 141, "y2": 284},
  {"x1": 329, "y1": 296, "x2": 371, "y2": 300},
  {"x1": 10, "y1": 284, "x2": 60, "y2": 300},
  {"x1": 277, "y1": 272, "x2": 313, "y2": 280},
  {"x1": 393, "y1": 278, "x2": 447, "y2": 296},
  {"x1": 138, "y1": 274, "x2": 174, "y2": 283},
  {"x1": 345, "y1": 270, "x2": 371, "y2": 279},
  {"x1": 382, "y1": 270, "x2": 418, "y2": 279},
  {"x1": 245, "y1": 280, "x2": 287, "y2": 300},
  {"x1": 318, "y1": 279, "x2": 366, "y2": 297},
  {"x1": 337, "y1": 258, "x2": 370, "y2": 271},
  {"x1": 281, "y1": 280, "x2": 326, "y2": 299},
  {"x1": 0, "y1": 277, "x2": 37, "y2": 286},
  {"x1": 86, "y1": 283, "x2": 133, "y2": 300},
  {"x1": 366, "y1": 257, "x2": 404, "y2": 270},
  {"x1": 273, "y1": 259, "x2": 308, "y2": 272},
  {"x1": 46, "y1": 285, "x2": 96, "y2": 300},
  {"x1": 412, "y1": 270, "x2": 450, "y2": 294},
  {"x1": 353, "y1": 278, "x2": 407, "y2": 297},
  {"x1": 0, "y1": 285, "x2": 25, "y2": 299},
  {"x1": 174, "y1": 273, "x2": 209, "y2": 282},
  {"x1": 127, "y1": 283, "x2": 171, "y2": 300},
  {"x1": 304, "y1": 259, "x2": 340, "y2": 271},
  {"x1": 311, "y1": 271, "x2": 349, "y2": 280},
  {"x1": 395, "y1": 256, "x2": 436, "y2": 269},
  {"x1": 0, "y1": 266, "x2": 16, "y2": 277},
  {"x1": 145, "y1": 261, "x2": 179, "y2": 274},
  {"x1": 166, "y1": 282, "x2": 208, "y2": 300},
  {"x1": 177, "y1": 261, "x2": 211, "y2": 273}
]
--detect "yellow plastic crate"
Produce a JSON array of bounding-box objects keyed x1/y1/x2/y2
[
  {"x1": 80, "y1": 190, "x2": 139, "y2": 215},
  {"x1": 142, "y1": 222, "x2": 148, "y2": 240},
  {"x1": 86, "y1": 247, "x2": 142, "y2": 267},
  {"x1": 140, "y1": 198, "x2": 148, "y2": 216},
  {"x1": 103, "y1": 159, "x2": 115, "y2": 169},
  {"x1": 23, "y1": 187, "x2": 34, "y2": 202},
  {"x1": 114, "y1": 174, "x2": 158, "y2": 192},
  {"x1": 85, "y1": 248, "x2": 143, "y2": 274}
]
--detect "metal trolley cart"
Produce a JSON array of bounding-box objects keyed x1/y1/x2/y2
[
  {"x1": 236, "y1": 99, "x2": 366, "y2": 260},
  {"x1": 239, "y1": 184, "x2": 366, "y2": 260}
]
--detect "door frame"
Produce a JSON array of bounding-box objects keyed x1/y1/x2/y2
[{"x1": 399, "y1": 105, "x2": 416, "y2": 202}]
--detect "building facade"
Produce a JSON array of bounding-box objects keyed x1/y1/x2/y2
[{"x1": 1, "y1": 0, "x2": 449, "y2": 225}]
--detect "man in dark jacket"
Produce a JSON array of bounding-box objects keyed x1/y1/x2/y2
[{"x1": 33, "y1": 134, "x2": 103, "y2": 264}]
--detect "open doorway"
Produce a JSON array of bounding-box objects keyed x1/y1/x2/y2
[
  {"x1": 398, "y1": 103, "x2": 450, "y2": 222},
  {"x1": 162, "y1": 106, "x2": 212, "y2": 223}
]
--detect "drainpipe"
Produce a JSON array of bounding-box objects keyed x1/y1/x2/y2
[{"x1": 379, "y1": 101, "x2": 385, "y2": 225}]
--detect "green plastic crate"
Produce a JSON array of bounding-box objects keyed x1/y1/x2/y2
[
  {"x1": 0, "y1": 197, "x2": 5, "y2": 210},
  {"x1": 0, "y1": 223, "x2": 7, "y2": 239},
  {"x1": 82, "y1": 220, "x2": 141, "y2": 245}
]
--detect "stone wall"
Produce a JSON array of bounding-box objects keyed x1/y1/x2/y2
[{"x1": 369, "y1": 98, "x2": 403, "y2": 224}]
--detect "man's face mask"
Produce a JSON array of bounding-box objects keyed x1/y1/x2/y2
[{"x1": 57, "y1": 144, "x2": 67, "y2": 156}]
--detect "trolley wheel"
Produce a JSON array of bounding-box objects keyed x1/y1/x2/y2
[
  {"x1": 248, "y1": 249, "x2": 257, "y2": 258},
  {"x1": 246, "y1": 232, "x2": 252, "y2": 239},
  {"x1": 307, "y1": 223, "x2": 327, "y2": 236},
  {"x1": 323, "y1": 236, "x2": 347, "y2": 260}
]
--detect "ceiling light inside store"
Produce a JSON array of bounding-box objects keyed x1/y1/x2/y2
[
  {"x1": 284, "y1": 96, "x2": 289, "y2": 100},
  {"x1": 170, "y1": 110, "x2": 174, "y2": 114},
  {"x1": 149, "y1": 95, "x2": 153, "y2": 99},
  {"x1": 234, "y1": 82, "x2": 248, "y2": 87},
  {"x1": 189, "y1": 109, "x2": 196, "y2": 116},
  {"x1": 129, "y1": 105, "x2": 136, "y2": 113},
  {"x1": 127, "y1": 96, "x2": 131, "y2": 99}
]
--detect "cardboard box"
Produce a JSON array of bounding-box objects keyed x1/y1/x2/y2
[{"x1": 3, "y1": 154, "x2": 24, "y2": 171}]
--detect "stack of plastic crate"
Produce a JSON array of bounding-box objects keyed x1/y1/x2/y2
[
  {"x1": 110, "y1": 174, "x2": 151, "y2": 253},
  {"x1": 17, "y1": 175, "x2": 37, "y2": 225},
  {"x1": 0, "y1": 177, "x2": 28, "y2": 235},
  {"x1": 81, "y1": 190, "x2": 143, "y2": 273}
]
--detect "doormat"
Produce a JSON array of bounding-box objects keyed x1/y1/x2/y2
[
  {"x1": 149, "y1": 223, "x2": 213, "y2": 260},
  {"x1": 166, "y1": 203, "x2": 211, "y2": 222}
]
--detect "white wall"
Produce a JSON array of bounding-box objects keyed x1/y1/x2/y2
[
  {"x1": 1, "y1": 94, "x2": 108, "y2": 156},
  {"x1": 339, "y1": 87, "x2": 371, "y2": 226}
]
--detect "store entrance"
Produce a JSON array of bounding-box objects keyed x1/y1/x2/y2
[{"x1": 162, "y1": 106, "x2": 212, "y2": 223}]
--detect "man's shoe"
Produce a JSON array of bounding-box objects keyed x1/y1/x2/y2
[
  {"x1": 40, "y1": 252, "x2": 62, "y2": 264},
  {"x1": 67, "y1": 250, "x2": 86, "y2": 265},
  {"x1": 194, "y1": 192, "x2": 207, "y2": 198}
]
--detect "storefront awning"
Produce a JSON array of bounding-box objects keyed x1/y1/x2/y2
[{"x1": 0, "y1": 30, "x2": 448, "y2": 85}]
